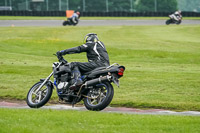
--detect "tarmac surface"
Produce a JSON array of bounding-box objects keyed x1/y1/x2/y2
[
  {"x1": 0, "y1": 19, "x2": 200, "y2": 27},
  {"x1": 0, "y1": 100, "x2": 200, "y2": 116}
]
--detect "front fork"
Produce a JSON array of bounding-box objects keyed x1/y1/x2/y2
[
  {"x1": 35, "y1": 63, "x2": 62, "y2": 93},
  {"x1": 35, "y1": 72, "x2": 54, "y2": 94}
]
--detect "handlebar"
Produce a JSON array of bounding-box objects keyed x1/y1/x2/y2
[{"x1": 53, "y1": 53, "x2": 68, "y2": 64}]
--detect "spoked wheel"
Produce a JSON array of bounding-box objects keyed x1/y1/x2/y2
[
  {"x1": 84, "y1": 82, "x2": 114, "y2": 111},
  {"x1": 26, "y1": 81, "x2": 53, "y2": 108}
]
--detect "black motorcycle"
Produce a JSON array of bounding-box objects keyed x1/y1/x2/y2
[
  {"x1": 166, "y1": 15, "x2": 182, "y2": 25},
  {"x1": 26, "y1": 55, "x2": 125, "y2": 111},
  {"x1": 63, "y1": 18, "x2": 79, "y2": 26}
]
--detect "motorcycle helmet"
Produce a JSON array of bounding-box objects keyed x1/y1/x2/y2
[
  {"x1": 76, "y1": 11, "x2": 80, "y2": 16},
  {"x1": 83, "y1": 33, "x2": 99, "y2": 44}
]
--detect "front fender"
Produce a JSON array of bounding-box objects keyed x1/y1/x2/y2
[
  {"x1": 47, "y1": 80, "x2": 54, "y2": 90},
  {"x1": 40, "y1": 79, "x2": 54, "y2": 90}
]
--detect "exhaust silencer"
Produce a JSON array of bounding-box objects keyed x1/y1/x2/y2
[{"x1": 85, "y1": 75, "x2": 111, "y2": 87}]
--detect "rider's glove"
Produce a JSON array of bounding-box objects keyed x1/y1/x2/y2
[
  {"x1": 58, "y1": 57, "x2": 64, "y2": 62},
  {"x1": 56, "y1": 51, "x2": 64, "y2": 61},
  {"x1": 56, "y1": 51, "x2": 63, "y2": 56}
]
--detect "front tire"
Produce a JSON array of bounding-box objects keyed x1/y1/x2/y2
[
  {"x1": 166, "y1": 19, "x2": 172, "y2": 25},
  {"x1": 26, "y1": 81, "x2": 53, "y2": 108},
  {"x1": 84, "y1": 82, "x2": 114, "y2": 111},
  {"x1": 63, "y1": 21, "x2": 68, "y2": 26}
]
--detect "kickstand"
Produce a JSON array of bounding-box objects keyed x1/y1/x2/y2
[
  {"x1": 71, "y1": 85, "x2": 84, "y2": 108},
  {"x1": 72, "y1": 95, "x2": 81, "y2": 108},
  {"x1": 72, "y1": 98, "x2": 76, "y2": 108}
]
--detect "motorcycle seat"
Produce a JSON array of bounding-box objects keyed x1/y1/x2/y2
[{"x1": 84, "y1": 67, "x2": 106, "y2": 75}]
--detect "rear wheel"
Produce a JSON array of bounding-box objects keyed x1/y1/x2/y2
[
  {"x1": 73, "y1": 22, "x2": 78, "y2": 26},
  {"x1": 84, "y1": 82, "x2": 114, "y2": 111},
  {"x1": 26, "y1": 81, "x2": 53, "y2": 108},
  {"x1": 176, "y1": 20, "x2": 182, "y2": 25}
]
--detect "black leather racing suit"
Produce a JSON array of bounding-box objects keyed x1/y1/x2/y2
[{"x1": 61, "y1": 41, "x2": 110, "y2": 73}]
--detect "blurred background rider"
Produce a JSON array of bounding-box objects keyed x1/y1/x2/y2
[
  {"x1": 169, "y1": 10, "x2": 182, "y2": 21},
  {"x1": 69, "y1": 11, "x2": 80, "y2": 25}
]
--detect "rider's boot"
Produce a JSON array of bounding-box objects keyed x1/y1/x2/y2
[{"x1": 69, "y1": 67, "x2": 83, "y2": 90}]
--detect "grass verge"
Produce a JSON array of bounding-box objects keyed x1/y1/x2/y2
[
  {"x1": 0, "y1": 25, "x2": 200, "y2": 111},
  {"x1": 0, "y1": 108, "x2": 200, "y2": 133}
]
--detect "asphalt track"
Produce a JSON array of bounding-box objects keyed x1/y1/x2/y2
[
  {"x1": 1, "y1": 101, "x2": 200, "y2": 116},
  {"x1": 0, "y1": 19, "x2": 200, "y2": 27}
]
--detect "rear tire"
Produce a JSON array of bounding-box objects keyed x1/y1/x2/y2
[
  {"x1": 84, "y1": 82, "x2": 114, "y2": 111},
  {"x1": 176, "y1": 20, "x2": 182, "y2": 25},
  {"x1": 26, "y1": 81, "x2": 53, "y2": 108},
  {"x1": 73, "y1": 23, "x2": 78, "y2": 26}
]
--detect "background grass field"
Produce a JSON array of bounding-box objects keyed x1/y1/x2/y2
[{"x1": 0, "y1": 25, "x2": 200, "y2": 111}]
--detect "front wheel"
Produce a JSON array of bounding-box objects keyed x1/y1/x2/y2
[
  {"x1": 26, "y1": 81, "x2": 53, "y2": 108},
  {"x1": 166, "y1": 19, "x2": 172, "y2": 25},
  {"x1": 63, "y1": 21, "x2": 68, "y2": 26},
  {"x1": 84, "y1": 82, "x2": 114, "y2": 111}
]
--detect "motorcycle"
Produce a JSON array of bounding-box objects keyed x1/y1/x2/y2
[
  {"x1": 26, "y1": 55, "x2": 125, "y2": 111},
  {"x1": 63, "y1": 18, "x2": 79, "y2": 26},
  {"x1": 165, "y1": 14, "x2": 182, "y2": 25}
]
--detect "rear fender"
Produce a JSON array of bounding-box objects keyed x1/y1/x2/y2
[
  {"x1": 87, "y1": 66, "x2": 125, "y2": 78},
  {"x1": 87, "y1": 69, "x2": 110, "y2": 78}
]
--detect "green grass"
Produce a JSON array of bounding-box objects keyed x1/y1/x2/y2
[
  {"x1": 0, "y1": 25, "x2": 200, "y2": 111},
  {"x1": 0, "y1": 108, "x2": 200, "y2": 133},
  {"x1": 0, "y1": 16, "x2": 200, "y2": 20}
]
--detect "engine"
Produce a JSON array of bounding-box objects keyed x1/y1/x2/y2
[{"x1": 52, "y1": 62, "x2": 71, "y2": 93}]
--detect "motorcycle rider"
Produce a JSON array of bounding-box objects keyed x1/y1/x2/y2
[
  {"x1": 56, "y1": 33, "x2": 110, "y2": 90},
  {"x1": 68, "y1": 11, "x2": 80, "y2": 25},
  {"x1": 169, "y1": 10, "x2": 182, "y2": 21}
]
